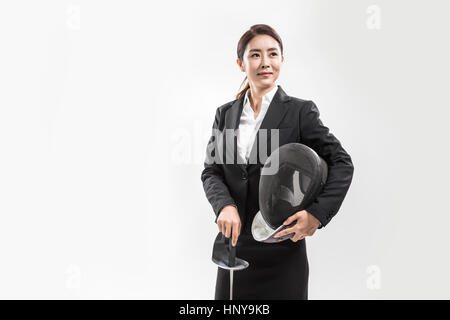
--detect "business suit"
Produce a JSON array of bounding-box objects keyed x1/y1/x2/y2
[{"x1": 201, "y1": 85, "x2": 354, "y2": 299}]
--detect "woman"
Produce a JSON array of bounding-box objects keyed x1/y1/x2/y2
[{"x1": 201, "y1": 24, "x2": 354, "y2": 300}]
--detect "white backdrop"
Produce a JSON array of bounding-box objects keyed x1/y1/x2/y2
[{"x1": 0, "y1": 0, "x2": 449, "y2": 299}]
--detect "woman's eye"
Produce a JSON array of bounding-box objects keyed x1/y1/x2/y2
[{"x1": 251, "y1": 53, "x2": 278, "y2": 57}]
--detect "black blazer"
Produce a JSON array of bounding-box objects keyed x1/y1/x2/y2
[{"x1": 201, "y1": 85, "x2": 354, "y2": 231}]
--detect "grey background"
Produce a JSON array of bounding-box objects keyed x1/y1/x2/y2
[{"x1": 0, "y1": 0, "x2": 448, "y2": 299}]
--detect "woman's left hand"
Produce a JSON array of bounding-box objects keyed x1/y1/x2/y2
[{"x1": 273, "y1": 210, "x2": 321, "y2": 242}]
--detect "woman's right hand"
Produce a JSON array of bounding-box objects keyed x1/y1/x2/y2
[{"x1": 217, "y1": 205, "x2": 241, "y2": 247}]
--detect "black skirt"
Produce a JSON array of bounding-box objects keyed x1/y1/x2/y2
[{"x1": 214, "y1": 229, "x2": 309, "y2": 300}]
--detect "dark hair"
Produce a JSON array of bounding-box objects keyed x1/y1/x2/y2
[{"x1": 236, "y1": 24, "x2": 284, "y2": 99}]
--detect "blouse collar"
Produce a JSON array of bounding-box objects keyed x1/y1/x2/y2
[{"x1": 243, "y1": 85, "x2": 278, "y2": 111}]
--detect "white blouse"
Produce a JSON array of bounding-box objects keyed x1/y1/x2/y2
[{"x1": 237, "y1": 85, "x2": 278, "y2": 163}]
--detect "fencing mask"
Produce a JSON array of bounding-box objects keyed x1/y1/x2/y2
[{"x1": 251, "y1": 143, "x2": 328, "y2": 243}]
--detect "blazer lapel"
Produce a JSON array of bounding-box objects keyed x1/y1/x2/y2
[
  {"x1": 226, "y1": 92, "x2": 246, "y2": 130},
  {"x1": 225, "y1": 85, "x2": 291, "y2": 173},
  {"x1": 247, "y1": 85, "x2": 291, "y2": 167},
  {"x1": 224, "y1": 91, "x2": 246, "y2": 170}
]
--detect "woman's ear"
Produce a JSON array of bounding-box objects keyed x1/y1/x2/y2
[{"x1": 236, "y1": 58, "x2": 245, "y2": 72}]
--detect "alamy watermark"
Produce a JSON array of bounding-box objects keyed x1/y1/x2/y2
[
  {"x1": 204, "y1": 128, "x2": 281, "y2": 175},
  {"x1": 366, "y1": 5, "x2": 381, "y2": 30},
  {"x1": 366, "y1": 264, "x2": 381, "y2": 290}
]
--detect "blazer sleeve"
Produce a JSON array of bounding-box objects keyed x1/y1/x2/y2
[
  {"x1": 201, "y1": 107, "x2": 237, "y2": 223},
  {"x1": 300, "y1": 100, "x2": 354, "y2": 228}
]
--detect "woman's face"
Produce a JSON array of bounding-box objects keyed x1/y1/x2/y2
[{"x1": 237, "y1": 34, "x2": 284, "y2": 90}]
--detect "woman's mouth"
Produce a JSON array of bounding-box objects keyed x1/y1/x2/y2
[{"x1": 258, "y1": 72, "x2": 272, "y2": 78}]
